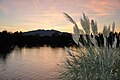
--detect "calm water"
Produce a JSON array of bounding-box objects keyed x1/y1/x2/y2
[{"x1": 0, "y1": 47, "x2": 68, "y2": 80}]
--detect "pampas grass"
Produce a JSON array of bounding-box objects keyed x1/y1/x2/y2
[{"x1": 59, "y1": 13, "x2": 120, "y2": 80}]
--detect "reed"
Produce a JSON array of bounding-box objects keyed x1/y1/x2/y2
[{"x1": 59, "y1": 13, "x2": 120, "y2": 80}]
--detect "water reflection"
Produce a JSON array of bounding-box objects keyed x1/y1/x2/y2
[
  {"x1": 0, "y1": 46, "x2": 15, "y2": 61},
  {"x1": 0, "y1": 46, "x2": 67, "y2": 80}
]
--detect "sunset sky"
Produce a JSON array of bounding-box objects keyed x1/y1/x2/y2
[{"x1": 0, "y1": 0, "x2": 120, "y2": 33}]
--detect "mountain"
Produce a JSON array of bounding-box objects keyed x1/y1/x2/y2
[{"x1": 23, "y1": 29, "x2": 62, "y2": 37}]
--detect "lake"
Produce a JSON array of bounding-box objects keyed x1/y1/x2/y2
[{"x1": 0, "y1": 47, "x2": 68, "y2": 80}]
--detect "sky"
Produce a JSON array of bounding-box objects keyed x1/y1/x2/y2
[{"x1": 0, "y1": 0, "x2": 120, "y2": 33}]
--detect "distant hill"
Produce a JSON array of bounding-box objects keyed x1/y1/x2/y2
[
  {"x1": 0, "y1": 29, "x2": 75, "y2": 49},
  {"x1": 23, "y1": 29, "x2": 63, "y2": 37}
]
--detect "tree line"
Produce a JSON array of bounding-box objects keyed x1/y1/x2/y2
[{"x1": 0, "y1": 30, "x2": 120, "y2": 60}]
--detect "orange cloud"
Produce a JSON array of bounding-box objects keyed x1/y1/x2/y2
[{"x1": 79, "y1": 0, "x2": 118, "y2": 16}]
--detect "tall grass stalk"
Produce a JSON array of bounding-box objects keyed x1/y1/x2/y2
[{"x1": 59, "y1": 13, "x2": 120, "y2": 80}]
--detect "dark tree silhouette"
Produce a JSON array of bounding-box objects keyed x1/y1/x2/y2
[{"x1": 0, "y1": 30, "x2": 119, "y2": 60}]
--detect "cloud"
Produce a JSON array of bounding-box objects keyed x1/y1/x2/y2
[
  {"x1": 0, "y1": 0, "x2": 120, "y2": 32},
  {"x1": 86, "y1": 0, "x2": 120, "y2": 15}
]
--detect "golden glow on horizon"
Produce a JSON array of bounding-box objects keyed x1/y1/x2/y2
[{"x1": 0, "y1": 24, "x2": 120, "y2": 33}]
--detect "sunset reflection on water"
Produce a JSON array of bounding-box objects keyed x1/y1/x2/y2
[{"x1": 0, "y1": 47, "x2": 67, "y2": 80}]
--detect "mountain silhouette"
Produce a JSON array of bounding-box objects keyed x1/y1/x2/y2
[{"x1": 23, "y1": 29, "x2": 62, "y2": 37}]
